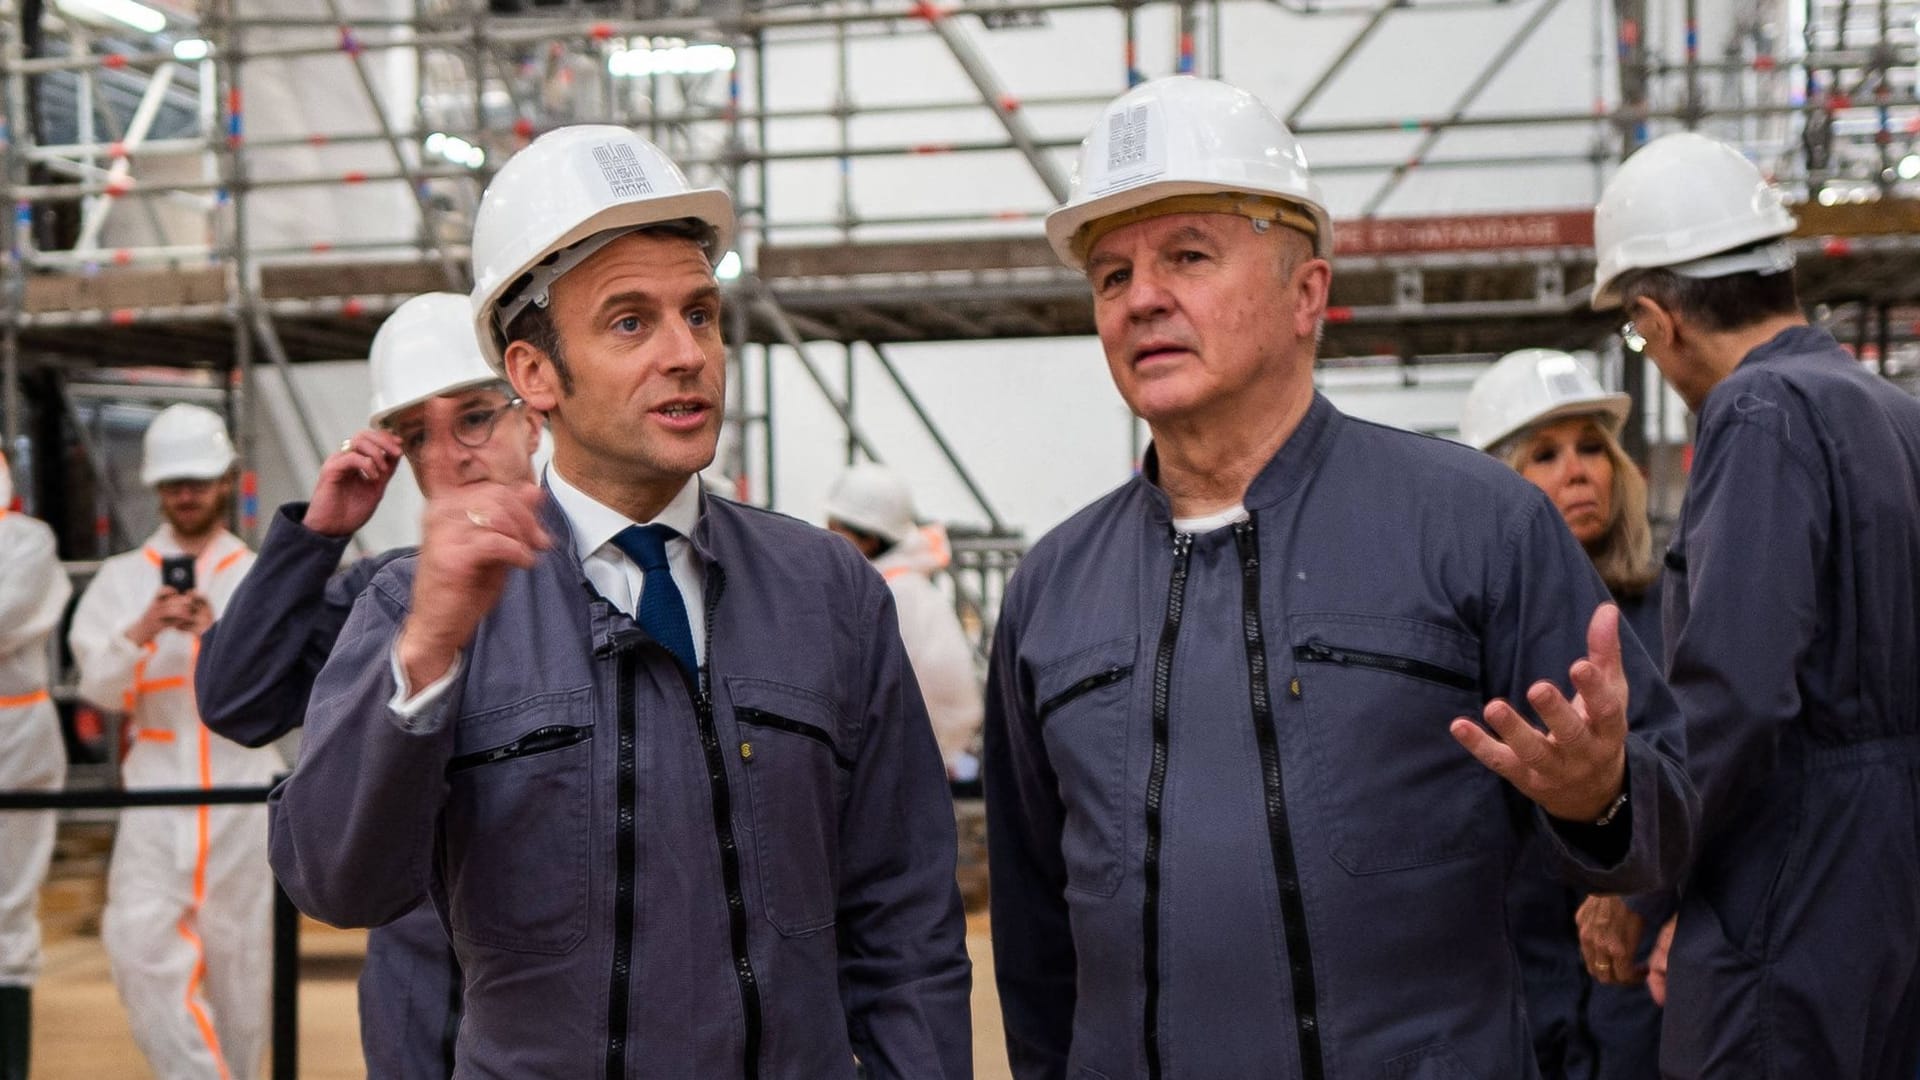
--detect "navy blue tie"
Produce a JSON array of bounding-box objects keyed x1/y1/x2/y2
[{"x1": 611, "y1": 524, "x2": 698, "y2": 678}]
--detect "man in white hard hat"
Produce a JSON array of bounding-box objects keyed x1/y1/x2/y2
[
  {"x1": 198, "y1": 292, "x2": 541, "y2": 1079},
  {"x1": 825, "y1": 463, "x2": 984, "y2": 777},
  {"x1": 69, "y1": 403, "x2": 278, "y2": 1080},
  {"x1": 0, "y1": 451, "x2": 71, "y2": 1080},
  {"x1": 1575, "y1": 131, "x2": 1920, "y2": 1078},
  {"x1": 271, "y1": 126, "x2": 970, "y2": 1079},
  {"x1": 984, "y1": 75, "x2": 1697, "y2": 1080}
]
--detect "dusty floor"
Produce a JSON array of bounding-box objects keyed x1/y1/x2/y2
[{"x1": 31, "y1": 913, "x2": 1013, "y2": 1079}]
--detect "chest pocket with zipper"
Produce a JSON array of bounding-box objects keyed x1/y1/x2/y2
[
  {"x1": 1032, "y1": 634, "x2": 1137, "y2": 899},
  {"x1": 1288, "y1": 612, "x2": 1499, "y2": 875},
  {"x1": 443, "y1": 686, "x2": 593, "y2": 955},
  {"x1": 726, "y1": 676, "x2": 849, "y2": 937}
]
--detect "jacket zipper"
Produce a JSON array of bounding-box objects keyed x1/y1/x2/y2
[
  {"x1": 1143, "y1": 530, "x2": 1191, "y2": 1080},
  {"x1": 689, "y1": 566, "x2": 762, "y2": 1080},
  {"x1": 736, "y1": 707, "x2": 853, "y2": 771},
  {"x1": 1235, "y1": 521, "x2": 1324, "y2": 1079},
  {"x1": 1038, "y1": 665, "x2": 1134, "y2": 726},
  {"x1": 1292, "y1": 640, "x2": 1475, "y2": 691},
  {"x1": 445, "y1": 724, "x2": 591, "y2": 775},
  {"x1": 604, "y1": 648, "x2": 639, "y2": 1080}
]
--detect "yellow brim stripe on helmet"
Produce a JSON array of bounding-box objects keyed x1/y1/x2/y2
[{"x1": 1071, "y1": 193, "x2": 1321, "y2": 262}]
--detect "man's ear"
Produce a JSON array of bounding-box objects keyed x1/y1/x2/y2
[
  {"x1": 1632, "y1": 297, "x2": 1679, "y2": 356},
  {"x1": 505, "y1": 340, "x2": 560, "y2": 413},
  {"x1": 1290, "y1": 257, "x2": 1333, "y2": 342}
]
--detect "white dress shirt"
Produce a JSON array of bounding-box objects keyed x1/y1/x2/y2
[{"x1": 546, "y1": 465, "x2": 707, "y2": 667}]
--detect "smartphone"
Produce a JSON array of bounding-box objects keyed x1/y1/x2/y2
[{"x1": 160, "y1": 554, "x2": 196, "y2": 594}]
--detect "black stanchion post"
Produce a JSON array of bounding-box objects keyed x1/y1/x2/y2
[
  {"x1": 272, "y1": 881, "x2": 299, "y2": 1080},
  {"x1": 0, "y1": 784, "x2": 297, "y2": 1076}
]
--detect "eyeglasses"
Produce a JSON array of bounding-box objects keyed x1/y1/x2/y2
[
  {"x1": 1619, "y1": 321, "x2": 1647, "y2": 354},
  {"x1": 389, "y1": 396, "x2": 524, "y2": 459}
]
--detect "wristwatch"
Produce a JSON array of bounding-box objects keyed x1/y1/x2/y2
[{"x1": 1592, "y1": 787, "x2": 1629, "y2": 827}]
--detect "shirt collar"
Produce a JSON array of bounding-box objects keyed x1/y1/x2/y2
[
  {"x1": 1137, "y1": 392, "x2": 1342, "y2": 520},
  {"x1": 544, "y1": 464, "x2": 702, "y2": 564}
]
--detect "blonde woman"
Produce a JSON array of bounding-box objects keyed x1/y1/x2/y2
[{"x1": 1461, "y1": 348, "x2": 1665, "y2": 1080}]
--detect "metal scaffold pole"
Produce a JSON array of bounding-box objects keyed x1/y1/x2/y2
[
  {"x1": 215, "y1": 0, "x2": 261, "y2": 541},
  {"x1": 1, "y1": 0, "x2": 25, "y2": 468},
  {"x1": 319, "y1": 0, "x2": 465, "y2": 288}
]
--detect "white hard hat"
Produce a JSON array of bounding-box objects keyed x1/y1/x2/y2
[
  {"x1": 469, "y1": 125, "x2": 737, "y2": 375},
  {"x1": 825, "y1": 463, "x2": 916, "y2": 545},
  {"x1": 1591, "y1": 132, "x2": 1798, "y2": 310},
  {"x1": 140, "y1": 403, "x2": 236, "y2": 486},
  {"x1": 1046, "y1": 75, "x2": 1333, "y2": 270},
  {"x1": 1459, "y1": 349, "x2": 1632, "y2": 452},
  {"x1": 368, "y1": 292, "x2": 502, "y2": 427}
]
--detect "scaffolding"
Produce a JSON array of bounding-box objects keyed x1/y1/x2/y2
[{"x1": 5, "y1": 0, "x2": 1920, "y2": 548}]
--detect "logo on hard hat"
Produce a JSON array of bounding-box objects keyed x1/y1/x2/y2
[
  {"x1": 592, "y1": 142, "x2": 654, "y2": 198},
  {"x1": 1108, "y1": 106, "x2": 1151, "y2": 169},
  {"x1": 1091, "y1": 101, "x2": 1167, "y2": 197}
]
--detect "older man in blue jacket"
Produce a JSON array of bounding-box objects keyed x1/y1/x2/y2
[
  {"x1": 268, "y1": 127, "x2": 971, "y2": 1079},
  {"x1": 984, "y1": 76, "x2": 1698, "y2": 1080}
]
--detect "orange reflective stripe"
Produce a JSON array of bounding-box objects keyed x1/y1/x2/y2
[
  {"x1": 124, "y1": 650, "x2": 151, "y2": 715},
  {"x1": 174, "y1": 917, "x2": 231, "y2": 1080},
  {"x1": 146, "y1": 542, "x2": 244, "y2": 578},
  {"x1": 134, "y1": 730, "x2": 176, "y2": 743},
  {"x1": 0, "y1": 689, "x2": 49, "y2": 709},
  {"x1": 125, "y1": 629, "x2": 199, "y2": 708},
  {"x1": 194, "y1": 703, "x2": 214, "y2": 869},
  {"x1": 921, "y1": 524, "x2": 951, "y2": 568}
]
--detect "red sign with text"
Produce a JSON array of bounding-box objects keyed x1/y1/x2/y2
[{"x1": 1333, "y1": 211, "x2": 1595, "y2": 256}]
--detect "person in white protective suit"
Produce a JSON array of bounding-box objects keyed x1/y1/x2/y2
[
  {"x1": 68, "y1": 404, "x2": 277, "y2": 1080},
  {"x1": 0, "y1": 452, "x2": 72, "y2": 1080},
  {"x1": 826, "y1": 463, "x2": 984, "y2": 777}
]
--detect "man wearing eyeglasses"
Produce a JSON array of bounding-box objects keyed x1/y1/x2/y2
[
  {"x1": 1576, "y1": 133, "x2": 1920, "y2": 1078},
  {"x1": 197, "y1": 291, "x2": 539, "y2": 1079}
]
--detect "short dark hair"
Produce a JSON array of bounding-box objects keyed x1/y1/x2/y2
[
  {"x1": 505, "y1": 304, "x2": 571, "y2": 395},
  {"x1": 1617, "y1": 245, "x2": 1801, "y2": 333},
  {"x1": 499, "y1": 218, "x2": 719, "y2": 398}
]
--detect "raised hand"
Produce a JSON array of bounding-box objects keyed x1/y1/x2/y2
[
  {"x1": 396, "y1": 481, "x2": 550, "y2": 692},
  {"x1": 1450, "y1": 603, "x2": 1630, "y2": 823},
  {"x1": 304, "y1": 429, "x2": 405, "y2": 537}
]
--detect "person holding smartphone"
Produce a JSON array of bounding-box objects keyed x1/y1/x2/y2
[{"x1": 68, "y1": 404, "x2": 279, "y2": 1080}]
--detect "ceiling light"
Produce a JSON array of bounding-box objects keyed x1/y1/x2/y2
[{"x1": 55, "y1": 0, "x2": 167, "y2": 35}]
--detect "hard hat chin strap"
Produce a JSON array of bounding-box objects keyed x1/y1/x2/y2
[
  {"x1": 1072, "y1": 193, "x2": 1320, "y2": 262},
  {"x1": 1666, "y1": 238, "x2": 1795, "y2": 282}
]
